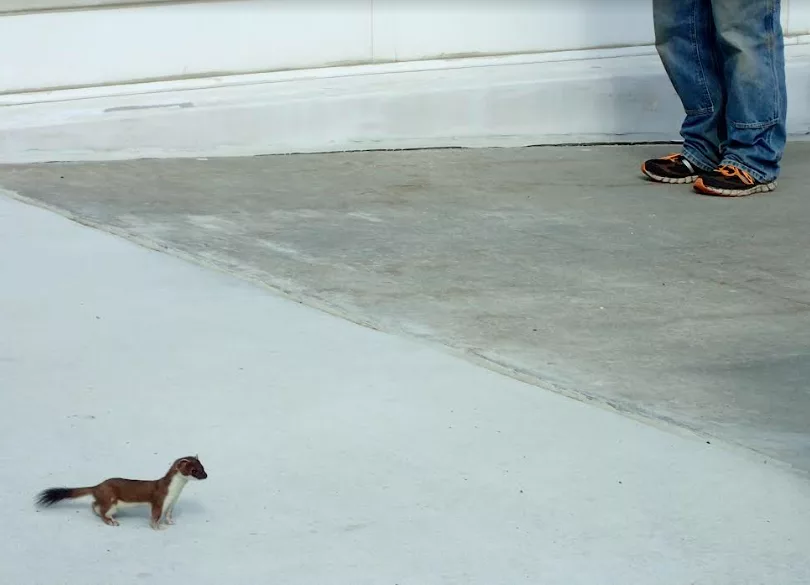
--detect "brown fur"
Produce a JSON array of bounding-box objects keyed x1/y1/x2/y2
[{"x1": 36, "y1": 456, "x2": 207, "y2": 529}]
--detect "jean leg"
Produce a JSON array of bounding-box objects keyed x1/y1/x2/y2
[
  {"x1": 712, "y1": 0, "x2": 787, "y2": 182},
  {"x1": 653, "y1": 0, "x2": 725, "y2": 171}
]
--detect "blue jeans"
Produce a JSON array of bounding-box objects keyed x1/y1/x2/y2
[{"x1": 653, "y1": 0, "x2": 787, "y2": 182}]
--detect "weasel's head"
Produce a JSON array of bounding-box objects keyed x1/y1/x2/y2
[{"x1": 175, "y1": 455, "x2": 208, "y2": 481}]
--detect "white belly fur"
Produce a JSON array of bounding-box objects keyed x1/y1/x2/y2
[
  {"x1": 105, "y1": 500, "x2": 148, "y2": 518},
  {"x1": 116, "y1": 501, "x2": 149, "y2": 510}
]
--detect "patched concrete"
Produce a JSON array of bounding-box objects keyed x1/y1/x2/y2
[{"x1": 1, "y1": 144, "x2": 809, "y2": 471}]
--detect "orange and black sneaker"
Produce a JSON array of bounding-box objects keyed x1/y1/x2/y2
[
  {"x1": 641, "y1": 153, "x2": 701, "y2": 184},
  {"x1": 694, "y1": 165, "x2": 777, "y2": 197}
]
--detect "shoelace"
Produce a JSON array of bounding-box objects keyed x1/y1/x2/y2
[
  {"x1": 716, "y1": 165, "x2": 755, "y2": 185},
  {"x1": 662, "y1": 153, "x2": 694, "y2": 173}
]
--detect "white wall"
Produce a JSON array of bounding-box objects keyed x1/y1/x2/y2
[
  {"x1": 1, "y1": 0, "x2": 656, "y2": 94},
  {"x1": 0, "y1": 1, "x2": 374, "y2": 93},
  {"x1": 1, "y1": 0, "x2": 804, "y2": 94},
  {"x1": 1, "y1": 1, "x2": 808, "y2": 162},
  {"x1": 0, "y1": 0, "x2": 169, "y2": 11},
  {"x1": 370, "y1": 1, "x2": 654, "y2": 62},
  {"x1": 789, "y1": 1, "x2": 810, "y2": 35}
]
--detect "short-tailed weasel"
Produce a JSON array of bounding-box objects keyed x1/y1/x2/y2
[{"x1": 36, "y1": 456, "x2": 207, "y2": 529}]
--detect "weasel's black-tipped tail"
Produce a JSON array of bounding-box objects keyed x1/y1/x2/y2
[{"x1": 36, "y1": 487, "x2": 92, "y2": 507}]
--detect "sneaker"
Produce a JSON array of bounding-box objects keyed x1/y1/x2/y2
[
  {"x1": 641, "y1": 153, "x2": 701, "y2": 184},
  {"x1": 694, "y1": 165, "x2": 777, "y2": 197}
]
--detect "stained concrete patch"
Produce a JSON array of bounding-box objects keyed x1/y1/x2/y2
[{"x1": 1, "y1": 144, "x2": 809, "y2": 471}]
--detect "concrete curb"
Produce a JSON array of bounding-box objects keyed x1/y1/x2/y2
[{"x1": 1, "y1": 43, "x2": 809, "y2": 163}]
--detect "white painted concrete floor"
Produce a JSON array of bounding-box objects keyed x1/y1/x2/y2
[{"x1": 2, "y1": 193, "x2": 810, "y2": 584}]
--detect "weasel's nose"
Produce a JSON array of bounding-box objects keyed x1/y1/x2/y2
[{"x1": 200, "y1": 471, "x2": 208, "y2": 479}]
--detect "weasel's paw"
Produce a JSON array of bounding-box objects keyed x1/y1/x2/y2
[{"x1": 165, "y1": 518, "x2": 176, "y2": 525}]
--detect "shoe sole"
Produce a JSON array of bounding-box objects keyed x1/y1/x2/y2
[
  {"x1": 640, "y1": 163, "x2": 698, "y2": 184},
  {"x1": 693, "y1": 179, "x2": 777, "y2": 197}
]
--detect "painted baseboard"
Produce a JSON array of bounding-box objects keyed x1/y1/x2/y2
[{"x1": 2, "y1": 42, "x2": 810, "y2": 163}]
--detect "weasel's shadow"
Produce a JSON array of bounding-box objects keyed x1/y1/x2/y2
[
  {"x1": 36, "y1": 499, "x2": 207, "y2": 520},
  {"x1": 165, "y1": 500, "x2": 206, "y2": 518}
]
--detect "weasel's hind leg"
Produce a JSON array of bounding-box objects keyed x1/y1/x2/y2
[{"x1": 96, "y1": 500, "x2": 120, "y2": 527}]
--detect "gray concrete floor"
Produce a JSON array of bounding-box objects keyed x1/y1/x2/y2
[{"x1": 2, "y1": 144, "x2": 809, "y2": 472}]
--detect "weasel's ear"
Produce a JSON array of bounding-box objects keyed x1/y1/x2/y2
[{"x1": 177, "y1": 458, "x2": 190, "y2": 466}]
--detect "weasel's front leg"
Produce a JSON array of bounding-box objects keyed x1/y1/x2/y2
[
  {"x1": 165, "y1": 504, "x2": 176, "y2": 525},
  {"x1": 150, "y1": 502, "x2": 166, "y2": 530}
]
